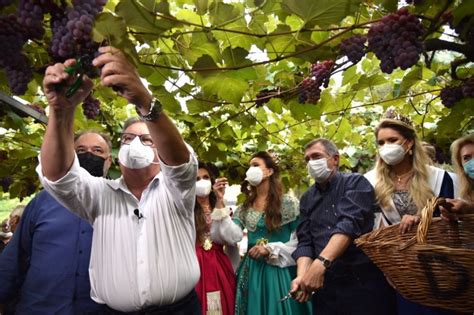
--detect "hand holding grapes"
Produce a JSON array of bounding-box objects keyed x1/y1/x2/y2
[
  {"x1": 43, "y1": 59, "x2": 93, "y2": 112},
  {"x1": 93, "y1": 46, "x2": 152, "y2": 109}
]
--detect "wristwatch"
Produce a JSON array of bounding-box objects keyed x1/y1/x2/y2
[
  {"x1": 136, "y1": 97, "x2": 163, "y2": 121},
  {"x1": 317, "y1": 255, "x2": 332, "y2": 269}
]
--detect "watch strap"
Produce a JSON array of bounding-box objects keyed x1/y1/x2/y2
[{"x1": 136, "y1": 97, "x2": 163, "y2": 121}]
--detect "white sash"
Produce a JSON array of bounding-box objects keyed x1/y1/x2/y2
[{"x1": 364, "y1": 165, "x2": 448, "y2": 229}]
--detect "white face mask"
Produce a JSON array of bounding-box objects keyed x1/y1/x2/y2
[
  {"x1": 196, "y1": 179, "x2": 212, "y2": 197},
  {"x1": 379, "y1": 142, "x2": 407, "y2": 166},
  {"x1": 307, "y1": 158, "x2": 332, "y2": 183},
  {"x1": 118, "y1": 137, "x2": 155, "y2": 169},
  {"x1": 246, "y1": 166, "x2": 264, "y2": 186}
]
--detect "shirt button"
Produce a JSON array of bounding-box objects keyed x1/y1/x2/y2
[
  {"x1": 139, "y1": 260, "x2": 144, "y2": 265},
  {"x1": 81, "y1": 230, "x2": 85, "y2": 234},
  {"x1": 75, "y1": 272, "x2": 80, "y2": 276},
  {"x1": 79, "y1": 250, "x2": 83, "y2": 254},
  {"x1": 332, "y1": 204, "x2": 335, "y2": 208},
  {"x1": 327, "y1": 226, "x2": 331, "y2": 229},
  {"x1": 142, "y1": 291, "x2": 147, "y2": 295}
]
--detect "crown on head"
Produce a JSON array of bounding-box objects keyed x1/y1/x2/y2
[{"x1": 383, "y1": 107, "x2": 413, "y2": 127}]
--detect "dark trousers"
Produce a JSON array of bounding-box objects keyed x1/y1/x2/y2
[
  {"x1": 103, "y1": 290, "x2": 202, "y2": 315},
  {"x1": 312, "y1": 262, "x2": 397, "y2": 315}
]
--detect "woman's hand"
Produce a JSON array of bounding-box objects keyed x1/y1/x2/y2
[
  {"x1": 213, "y1": 177, "x2": 228, "y2": 201},
  {"x1": 399, "y1": 214, "x2": 420, "y2": 234},
  {"x1": 440, "y1": 198, "x2": 474, "y2": 221},
  {"x1": 248, "y1": 245, "x2": 270, "y2": 260}
]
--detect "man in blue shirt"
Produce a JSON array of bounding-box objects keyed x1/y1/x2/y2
[
  {"x1": 290, "y1": 138, "x2": 396, "y2": 315},
  {"x1": 0, "y1": 131, "x2": 113, "y2": 314}
]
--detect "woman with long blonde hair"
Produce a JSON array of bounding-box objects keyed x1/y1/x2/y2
[
  {"x1": 365, "y1": 108, "x2": 464, "y2": 315},
  {"x1": 440, "y1": 134, "x2": 474, "y2": 218},
  {"x1": 365, "y1": 109, "x2": 454, "y2": 233}
]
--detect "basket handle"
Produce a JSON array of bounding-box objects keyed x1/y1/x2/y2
[{"x1": 416, "y1": 197, "x2": 444, "y2": 244}]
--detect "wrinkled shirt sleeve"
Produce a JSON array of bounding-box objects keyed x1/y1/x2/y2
[
  {"x1": 331, "y1": 175, "x2": 375, "y2": 239},
  {"x1": 0, "y1": 196, "x2": 37, "y2": 303},
  {"x1": 292, "y1": 192, "x2": 316, "y2": 261},
  {"x1": 36, "y1": 154, "x2": 104, "y2": 223},
  {"x1": 159, "y1": 144, "x2": 198, "y2": 215}
]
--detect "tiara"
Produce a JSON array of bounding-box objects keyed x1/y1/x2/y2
[{"x1": 383, "y1": 107, "x2": 413, "y2": 126}]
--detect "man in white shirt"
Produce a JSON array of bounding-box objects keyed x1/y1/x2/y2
[{"x1": 38, "y1": 46, "x2": 201, "y2": 314}]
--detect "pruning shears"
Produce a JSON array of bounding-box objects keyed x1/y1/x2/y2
[{"x1": 64, "y1": 56, "x2": 87, "y2": 98}]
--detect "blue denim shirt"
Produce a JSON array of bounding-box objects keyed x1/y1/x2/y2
[
  {"x1": 0, "y1": 190, "x2": 106, "y2": 314},
  {"x1": 292, "y1": 172, "x2": 375, "y2": 270}
]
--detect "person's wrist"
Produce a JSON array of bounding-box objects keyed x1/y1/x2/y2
[{"x1": 135, "y1": 93, "x2": 153, "y2": 111}]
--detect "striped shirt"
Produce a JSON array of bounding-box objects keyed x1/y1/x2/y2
[{"x1": 37, "y1": 153, "x2": 200, "y2": 312}]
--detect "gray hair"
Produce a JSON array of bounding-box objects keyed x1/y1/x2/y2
[
  {"x1": 74, "y1": 131, "x2": 113, "y2": 152},
  {"x1": 304, "y1": 138, "x2": 339, "y2": 156},
  {"x1": 123, "y1": 117, "x2": 145, "y2": 132}
]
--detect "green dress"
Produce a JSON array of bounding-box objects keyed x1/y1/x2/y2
[{"x1": 233, "y1": 195, "x2": 312, "y2": 315}]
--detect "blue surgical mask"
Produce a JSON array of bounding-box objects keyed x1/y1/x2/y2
[{"x1": 464, "y1": 159, "x2": 474, "y2": 179}]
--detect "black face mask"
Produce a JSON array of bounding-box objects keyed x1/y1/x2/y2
[{"x1": 78, "y1": 152, "x2": 106, "y2": 177}]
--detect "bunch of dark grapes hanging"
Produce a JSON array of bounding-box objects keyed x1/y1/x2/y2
[
  {"x1": 440, "y1": 86, "x2": 463, "y2": 108},
  {"x1": 82, "y1": 93, "x2": 101, "y2": 119},
  {"x1": 440, "y1": 78, "x2": 474, "y2": 108},
  {"x1": 368, "y1": 7, "x2": 425, "y2": 74},
  {"x1": 298, "y1": 60, "x2": 334, "y2": 105},
  {"x1": 0, "y1": 14, "x2": 32, "y2": 95},
  {"x1": 339, "y1": 35, "x2": 367, "y2": 64}
]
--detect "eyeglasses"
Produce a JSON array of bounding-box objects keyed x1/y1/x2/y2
[{"x1": 120, "y1": 133, "x2": 154, "y2": 146}]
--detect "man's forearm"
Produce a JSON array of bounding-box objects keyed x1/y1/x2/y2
[
  {"x1": 40, "y1": 109, "x2": 76, "y2": 181},
  {"x1": 296, "y1": 256, "x2": 313, "y2": 277},
  {"x1": 144, "y1": 111, "x2": 189, "y2": 166},
  {"x1": 319, "y1": 233, "x2": 352, "y2": 261}
]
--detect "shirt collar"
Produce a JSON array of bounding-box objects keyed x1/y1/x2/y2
[{"x1": 314, "y1": 171, "x2": 341, "y2": 192}]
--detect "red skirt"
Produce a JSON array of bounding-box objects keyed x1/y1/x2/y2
[{"x1": 195, "y1": 242, "x2": 236, "y2": 315}]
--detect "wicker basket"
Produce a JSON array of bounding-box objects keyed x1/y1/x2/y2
[{"x1": 355, "y1": 198, "x2": 474, "y2": 312}]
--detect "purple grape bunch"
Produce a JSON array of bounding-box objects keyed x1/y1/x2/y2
[
  {"x1": 50, "y1": 0, "x2": 107, "y2": 60},
  {"x1": 440, "y1": 79, "x2": 474, "y2": 108},
  {"x1": 82, "y1": 94, "x2": 101, "y2": 119},
  {"x1": 368, "y1": 7, "x2": 425, "y2": 74},
  {"x1": 440, "y1": 86, "x2": 464, "y2": 108},
  {"x1": 0, "y1": 14, "x2": 33, "y2": 95},
  {"x1": 298, "y1": 60, "x2": 334, "y2": 104},
  {"x1": 340, "y1": 35, "x2": 367, "y2": 64}
]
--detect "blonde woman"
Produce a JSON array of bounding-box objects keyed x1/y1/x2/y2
[
  {"x1": 441, "y1": 134, "x2": 474, "y2": 219},
  {"x1": 364, "y1": 109, "x2": 464, "y2": 315},
  {"x1": 365, "y1": 109, "x2": 454, "y2": 233}
]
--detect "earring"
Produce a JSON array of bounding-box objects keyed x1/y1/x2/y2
[{"x1": 409, "y1": 149, "x2": 413, "y2": 156}]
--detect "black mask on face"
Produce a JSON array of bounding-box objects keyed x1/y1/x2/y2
[{"x1": 78, "y1": 152, "x2": 106, "y2": 177}]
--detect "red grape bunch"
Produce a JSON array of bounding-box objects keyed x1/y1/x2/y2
[
  {"x1": 82, "y1": 94, "x2": 101, "y2": 119},
  {"x1": 339, "y1": 35, "x2": 367, "y2": 64},
  {"x1": 368, "y1": 7, "x2": 425, "y2": 74},
  {"x1": 299, "y1": 60, "x2": 334, "y2": 104}
]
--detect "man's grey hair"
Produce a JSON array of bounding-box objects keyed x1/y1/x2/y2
[
  {"x1": 74, "y1": 131, "x2": 113, "y2": 152},
  {"x1": 304, "y1": 138, "x2": 339, "y2": 156},
  {"x1": 123, "y1": 117, "x2": 145, "y2": 132}
]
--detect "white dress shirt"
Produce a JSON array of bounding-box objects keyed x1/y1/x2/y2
[{"x1": 37, "y1": 152, "x2": 200, "y2": 312}]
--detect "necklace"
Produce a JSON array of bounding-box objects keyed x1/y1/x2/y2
[{"x1": 392, "y1": 169, "x2": 413, "y2": 184}]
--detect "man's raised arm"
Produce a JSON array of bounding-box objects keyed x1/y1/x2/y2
[
  {"x1": 41, "y1": 60, "x2": 93, "y2": 181},
  {"x1": 93, "y1": 47, "x2": 189, "y2": 166}
]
